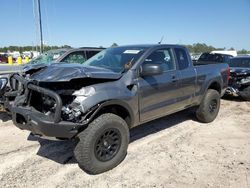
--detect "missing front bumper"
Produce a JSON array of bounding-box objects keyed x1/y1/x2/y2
[{"x1": 12, "y1": 106, "x2": 85, "y2": 139}]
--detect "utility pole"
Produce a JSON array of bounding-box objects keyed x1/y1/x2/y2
[{"x1": 37, "y1": 0, "x2": 43, "y2": 54}]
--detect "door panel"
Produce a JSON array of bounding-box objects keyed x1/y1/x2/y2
[
  {"x1": 138, "y1": 48, "x2": 182, "y2": 122},
  {"x1": 138, "y1": 70, "x2": 182, "y2": 122}
]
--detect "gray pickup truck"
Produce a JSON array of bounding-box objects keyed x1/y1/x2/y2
[{"x1": 9, "y1": 44, "x2": 229, "y2": 174}]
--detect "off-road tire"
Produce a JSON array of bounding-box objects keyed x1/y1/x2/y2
[
  {"x1": 74, "y1": 113, "x2": 129, "y2": 174},
  {"x1": 239, "y1": 86, "x2": 250, "y2": 101},
  {"x1": 196, "y1": 89, "x2": 220, "y2": 123}
]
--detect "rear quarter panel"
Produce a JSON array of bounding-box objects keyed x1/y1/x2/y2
[{"x1": 193, "y1": 63, "x2": 229, "y2": 104}]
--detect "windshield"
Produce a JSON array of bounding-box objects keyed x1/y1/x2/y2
[
  {"x1": 27, "y1": 50, "x2": 67, "y2": 65},
  {"x1": 83, "y1": 47, "x2": 147, "y2": 73},
  {"x1": 229, "y1": 58, "x2": 250, "y2": 68}
]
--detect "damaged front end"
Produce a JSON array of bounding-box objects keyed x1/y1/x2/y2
[
  {"x1": 11, "y1": 73, "x2": 117, "y2": 139},
  {"x1": 3, "y1": 64, "x2": 49, "y2": 112}
]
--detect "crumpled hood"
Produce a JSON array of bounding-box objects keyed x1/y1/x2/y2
[
  {"x1": 30, "y1": 63, "x2": 122, "y2": 82},
  {"x1": 22, "y1": 62, "x2": 51, "y2": 73},
  {"x1": 0, "y1": 62, "x2": 49, "y2": 76}
]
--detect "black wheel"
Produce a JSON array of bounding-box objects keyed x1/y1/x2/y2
[
  {"x1": 74, "y1": 113, "x2": 129, "y2": 174},
  {"x1": 239, "y1": 86, "x2": 250, "y2": 101},
  {"x1": 196, "y1": 89, "x2": 220, "y2": 123}
]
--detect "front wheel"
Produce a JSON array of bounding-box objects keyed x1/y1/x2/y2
[
  {"x1": 196, "y1": 89, "x2": 220, "y2": 123},
  {"x1": 74, "y1": 113, "x2": 129, "y2": 174}
]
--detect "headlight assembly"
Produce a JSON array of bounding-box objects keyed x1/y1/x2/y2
[
  {"x1": 72, "y1": 87, "x2": 96, "y2": 113},
  {"x1": 73, "y1": 86, "x2": 96, "y2": 97}
]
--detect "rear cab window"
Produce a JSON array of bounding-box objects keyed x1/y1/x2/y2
[{"x1": 174, "y1": 48, "x2": 189, "y2": 70}]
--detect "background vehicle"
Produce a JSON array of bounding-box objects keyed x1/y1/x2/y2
[
  {"x1": 226, "y1": 56, "x2": 250, "y2": 101},
  {"x1": 10, "y1": 44, "x2": 229, "y2": 174},
  {"x1": 190, "y1": 53, "x2": 201, "y2": 61},
  {"x1": 211, "y1": 50, "x2": 237, "y2": 57},
  {"x1": 0, "y1": 47, "x2": 105, "y2": 75},
  {"x1": 0, "y1": 47, "x2": 105, "y2": 111},
  {"x1": 193, "y1": 52, "x2": 233, "y2": 65},
  {"x1": 0, "y1": 54, "x2": 8, "y2": 63},
  {"x1": 26, "y1": 47, "x2": 104, "y2": 65}
]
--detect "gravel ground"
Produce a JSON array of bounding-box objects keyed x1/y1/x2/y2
[{"x1": 0, "y1": 99, "x2": 249, "y2": 188}]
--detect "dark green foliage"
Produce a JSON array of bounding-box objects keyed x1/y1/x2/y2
[
  {"x1": 237, "y1": 49, "x2": 249, "y2": 55},
  {"x1": 111, "y1": 43, "x2": 118, "y2": 47},
  {"x1": 0, "y1": 45, "x2": 72, "y2": 53},
  {"x1": 0, "y1": 43, "x2": 249, "y2": 54},
  {"x1": 185, "y1": 43, "x2": 223, "y2": 53},
  {"x1": 185, "y1": 43, "x2": 249, "y2": 54}
]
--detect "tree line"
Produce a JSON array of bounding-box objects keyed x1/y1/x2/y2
[
  {"x1": 1, "y1": 43, "x2": 249, "y2": 54},
  {"x1": 0, "y1": 45, "x2": 72, "y2": 53},
  {"x1": 185, "y1": 43, "x2": 250, "y2": 54}
]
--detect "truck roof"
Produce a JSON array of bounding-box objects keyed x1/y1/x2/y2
[
  {"x1": 111, "y1": 44, "x2": 186, "y2": 49},
  {"x1": 79, "y1": 47, "x2": 106, "y2": 50}
]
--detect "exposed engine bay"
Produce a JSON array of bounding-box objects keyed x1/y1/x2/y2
[
  {"x1": 28, "y1": 78, "x2": 111, "y2": 123},
  {"x1": 226, "y1": 69, "x2": 250, "y2": 101}
]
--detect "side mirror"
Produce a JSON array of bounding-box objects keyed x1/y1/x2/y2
[{"x1": 140, "y1": 63, "x2": 163, "y2": 77}]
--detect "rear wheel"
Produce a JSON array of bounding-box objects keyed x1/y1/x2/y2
[
  {"x1": 74, "y1": 113, "x2": 129, "y2": 174},
  {"x1": 196, "y1": 89, "x2": 220, "y2": 123}
]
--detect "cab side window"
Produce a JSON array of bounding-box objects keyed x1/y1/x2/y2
[
  {"x1": 145, "y1": 48, "x2": 175, "y2": 71},
  {"x1": 175, "y1": 48, "x2": 189, "y2": 70},
  {"x1": 62, "y1": 52, "x2": 87, "y2": 64}
]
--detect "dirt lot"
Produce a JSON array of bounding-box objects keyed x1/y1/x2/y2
[{"x1": 0, "y1": 99, "x2": 249, "y2": 188}]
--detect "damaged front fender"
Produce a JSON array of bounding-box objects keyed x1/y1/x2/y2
[
  {"x1": 73, "y1": 99, "x2": 136, "y2": 131},
  {"x1": 65, "y1": 76, "x2": 139, "y2": 127}
]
